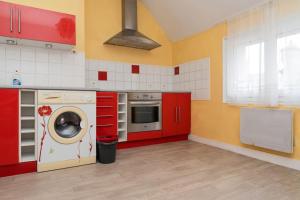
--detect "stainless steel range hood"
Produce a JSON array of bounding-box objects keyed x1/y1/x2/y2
[{"x1": 104, "y1": 0, "x2": 161, "y2": 51}]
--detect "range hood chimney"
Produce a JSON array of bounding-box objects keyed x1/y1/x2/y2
[{"x1": 104, "y1": 0, "x2": 161, "y2": 51}]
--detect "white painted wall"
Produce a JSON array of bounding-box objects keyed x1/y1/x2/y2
[{"x1": 142, "y1": 0, "x2": 265, "y2": 41}]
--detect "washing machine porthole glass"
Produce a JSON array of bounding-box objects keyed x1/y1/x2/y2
[{"x1": 54, "y1": 112, "x2": 82, "y2": 138}]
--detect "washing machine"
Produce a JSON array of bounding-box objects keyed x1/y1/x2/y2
[{"x1": 37, "y1": 90, "x2": 96, "y2": 172}]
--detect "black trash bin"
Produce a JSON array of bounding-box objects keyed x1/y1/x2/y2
[{"x1": 97, "y1": 138, "x2": 117, "y2": 164}]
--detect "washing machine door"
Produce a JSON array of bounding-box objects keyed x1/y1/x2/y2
[{"x1": 48, "y1": 106, "x2": 88, "y2": 144}]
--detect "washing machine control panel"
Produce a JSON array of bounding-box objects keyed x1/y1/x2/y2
[
  {"x1": 82, "y1": 95, "x2": 93, "y2": 103},
  {"x1": 38, "y1": 91, "x2": 96, "y2": 104}
]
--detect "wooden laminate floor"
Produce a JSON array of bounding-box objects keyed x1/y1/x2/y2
[{"x1": 1, "y1": 141, "x2": 300, "y2": 200}]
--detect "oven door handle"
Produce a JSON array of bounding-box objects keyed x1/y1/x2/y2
[{"x1": 129, "y1": 101, "x2": 161, "y2": 105}]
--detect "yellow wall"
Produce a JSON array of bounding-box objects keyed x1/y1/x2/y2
[
  {"x1": 4, "y1": 0, "x2": 85, "y2": 52},
  {"x1": 173, "y1": 22, "x2": 300, "y2": 160},
  {"x1": 85, "y1": 0, "x2": 173, "y2": 66}
]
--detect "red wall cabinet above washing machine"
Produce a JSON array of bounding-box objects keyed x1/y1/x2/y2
[
  {"x1": 96, "y1": 92, "x2": 118, "y2": 139},
  {"x1": 0, "y1": 89, "x2": 19, "y2": 166},
  {"x1": 0, "y1": 1, "x2": 76, "y2": 48}
]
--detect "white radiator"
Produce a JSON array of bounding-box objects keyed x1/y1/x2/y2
[{"x1": 240, "y1": 108, "x2": 293, "y2": 153}]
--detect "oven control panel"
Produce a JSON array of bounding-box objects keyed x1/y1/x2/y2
[{"x1": 128, "y1": 93, "x2": 162, "y2": 101}]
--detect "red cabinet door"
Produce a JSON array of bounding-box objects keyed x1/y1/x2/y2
[
  {"x1": 96, "y1": 92, "x2": 118, "y2": 138},
  {"x1": 0, "y1": 1, "x2": 16, "y2": 38},
  {"x1": 162, "y1": 93, "x2": 191, "y2": 137},
  {"x1": 15, "y1": 4, "x2": 76, "y2": 45},
  {"x1": 177, "y1": 93, "x2": 191, "y2": 135},
  {"x1": 0, "y1": 89, "x2": 19, "y2": 166},
  {"x1": 162, "y1": 93, "x2": 178, "y2": 137}
]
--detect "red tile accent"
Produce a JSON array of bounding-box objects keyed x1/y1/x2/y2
[
  {"x1": 98, "y1": 71, "x2": 107, "y2": 81},
  {"x1": 132, "y1": 65, "x2": 140, "y2": 74},
  {"x1": 174, "y1": 66, "x2": 180, "y2": 75}
]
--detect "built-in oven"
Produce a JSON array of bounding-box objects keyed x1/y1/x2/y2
[{"x1": 128, "y1": 93, "x2": 162, "y2": 133}]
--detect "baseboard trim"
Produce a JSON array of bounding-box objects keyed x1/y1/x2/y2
[{"x1": 189, "y1": 134, "x2": 300, "y2": 171}]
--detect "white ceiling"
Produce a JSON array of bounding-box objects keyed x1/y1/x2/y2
[{"x1": 141, "y1": 0, "x2": 265, "y2": 41}]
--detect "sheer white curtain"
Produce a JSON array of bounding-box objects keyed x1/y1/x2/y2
[{"x1": 224, "y1": 0, "x2": 300, "y2": 106}]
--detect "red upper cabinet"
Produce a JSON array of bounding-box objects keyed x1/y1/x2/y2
[
  {"x1": 0, "y1": 1, "x2": 16, "y2": 38},
  {"x1": 15, "y1": 4, "x2": 76, "y2": 45},
  {"x1": 0, "y1": 89, "x2": 19, "y2": 166},
  {"x1": 0, "y1": 1, "x2": 76, "y2": 46},
  {"x1": 162, "y1": 93, "x2": 191, "y2": 137}
]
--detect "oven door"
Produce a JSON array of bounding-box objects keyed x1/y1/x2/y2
[{"x1": 128, "y1": 101, "x2": 161, "y2": 132}]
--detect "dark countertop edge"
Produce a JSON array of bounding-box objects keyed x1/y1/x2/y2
[{"x1": 0, "y1": 86, "x2": 191, "y2": 93}]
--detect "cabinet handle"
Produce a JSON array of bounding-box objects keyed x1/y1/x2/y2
[
  {"x1": 97, "y1": 96, "x2": 113, "y2": 99},
  {"x1": 130, "y1": 101, "x2": 160, "y2": 106},
  {"x1": 175, "y1": 107, "x2": 177, "y2": 123},
  {"x1": 18, "y1": 9, "x2": 21, "y2": 33},
  {"x1": 97, "y1": 124, "x2": 113, "y2": 127},
  {"x1": 175, "y1": 106, "x2": 178, "y2": 123},
  {"x1": 97, "y1": 106, "x2": 113, "y2": 108},
  {"x1": 178, "y1": 106, "x2": 181, "y2": 123},
  {"x1": 10, "y1": 7, "x2": 13, "y2": 32},
  {"x1": 97, "y1": 115, "x2": 114, "y2": 118}
]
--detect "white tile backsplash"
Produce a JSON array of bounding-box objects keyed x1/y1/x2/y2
[
  {"x1": 21, "y1": 61, "x2": 35, "y2": 74},
  {"x1": 172, "y1": 57, "x2": 211, "y2": 100},
  {"x1": 0, "y1": 42, "x2": 209, "y2": 99},
  {"x1": 49, "y1": 63, "x2": 62, "y2": 75},
  {"x1": 6, "y1": 59, "x2": 20, "y2": 73},
  {"x1": 62, "y1": 52, "x2": 75, "y2": 65},
  {"x1": 36, "y1": 62, "x2": 49, "y2": 74},
  {"x1": 0, "y1": 44, "x2": 85, "y2": 88},
  {"x1": 0, "y1": 46, "x2": 5, "y2": 60},
  {"x1": 21, "y1": 74, "x2": 35, "y2": 86},
  {"x1": 86, "y1": 60, "x2": 174, "y2": 91},
  {"x1": 35, "y1": 49, "x2": 49, "y2": 62},
  {"x1": 49, "y1": 50, "x2": 62, "y2": 64},
  {"x1": 6, "y1": 46, "x2": 20, "y2": 60},
  {"x1": 21, "y1": 47, "x2": 35, "y2": 62}
]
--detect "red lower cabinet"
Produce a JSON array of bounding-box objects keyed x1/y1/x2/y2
[
  {"x1": 0, "y1": 89, "x2": 19, "y2": 166},
  {"x1": 120, "y1": 92, "x2": 191, "y2": 149},
  {"x1": 96, "y1": 92, "x2": 118, "y2": 139},
  {"x1": 162, "y1": 93, "x2": 191, "y2": 137},
  {"x1": 127, "y1": 130, "x2": 162, "y2": 141},
  {"x1": 176, "y1": 93, "x2": 191, "y2": 134}
]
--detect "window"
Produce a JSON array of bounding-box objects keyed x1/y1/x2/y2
[
  {"x1": 277, "y1": 33, "x2": 300, "y2": 104},
  {"x1": 224, "y1": 0, "x2": 300, "y2": 106}
]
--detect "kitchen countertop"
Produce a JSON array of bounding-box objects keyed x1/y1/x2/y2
[{"x1": 0, "y1": 85, "x2": 191, "y2": 93}]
